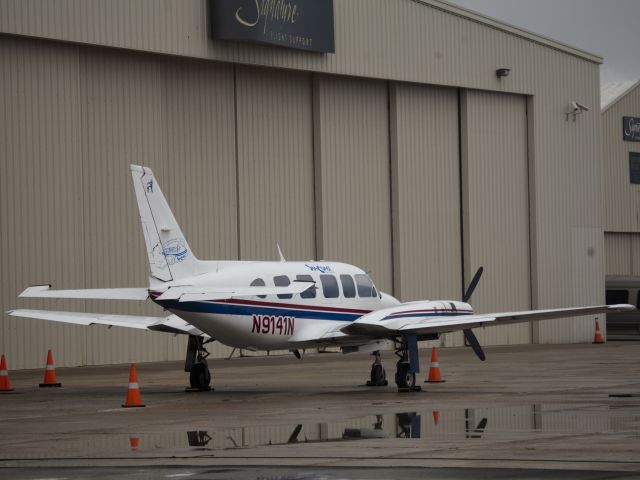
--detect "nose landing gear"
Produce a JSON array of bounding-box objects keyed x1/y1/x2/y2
[{"x1": 366, "y1": 351, "x2": 388, "y2": 386}]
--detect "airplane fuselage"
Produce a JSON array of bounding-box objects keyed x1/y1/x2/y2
[{"x1": 149, "y1": 261, "x2": 472, "y2": 351}]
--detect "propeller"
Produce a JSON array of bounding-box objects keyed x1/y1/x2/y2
[
  {"x1": 463, "y1": 266, "x2": 484, "y2": 302},
  {"x1": 462, "y1": 267, "x2": 486, "y2": 361}
]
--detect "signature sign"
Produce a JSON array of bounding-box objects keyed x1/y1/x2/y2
[
  {"x1": 623, "y1": 117, "x2": 640, "y2": 142},
  {"x1": 211, "y1": 0, "x2": 335, "y2": 53}
]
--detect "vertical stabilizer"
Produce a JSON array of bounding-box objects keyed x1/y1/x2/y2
[{"x1": 130, "y1": 165, "x2": 204, "y2": 283}]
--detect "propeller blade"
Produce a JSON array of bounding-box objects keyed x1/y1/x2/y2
[
  {"x1": 463, "y1": 266, "x2": 484, "y2": 302},
  {"x1": 287, "y1": 424, "x2": 303, "y2": 443},
  {"x1": 463, "y1": 328, "x2": 486, "y2": 361}
]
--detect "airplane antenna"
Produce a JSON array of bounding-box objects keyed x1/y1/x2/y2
[{"x1": 276, "y1": 243, "x2": 286, "y2": 262}]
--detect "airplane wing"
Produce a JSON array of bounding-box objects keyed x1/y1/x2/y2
[
  {"x1": 154, "y1": 280, "x2": 315, "y2": 302},
  {"x1": 341, "y1": 303, "x2": 635, "y2": 337},
  {"x1": 19, "y1": 285, "x2": 149, "y2": 300},
  {"x1": 19, "y1": 280, "x2": 315, "y2": 303},
  {"x1": 6, "y1": 309, "x2": 205, "y2": 336}
]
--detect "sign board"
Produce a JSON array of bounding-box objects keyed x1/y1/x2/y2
[
  {"x1": 630, "y1": 152, "x2": 640, "y2": 184},
  {"x1": 211, "y1": 0, "x2": 335, "y2": 53},
  {"x1": 623, "y1": 117, "x2": 640, "y2": 142}
]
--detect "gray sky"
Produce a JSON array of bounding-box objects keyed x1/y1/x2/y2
[{"x1": 447, "y1": 0, "x2": 640, "y2": 83}]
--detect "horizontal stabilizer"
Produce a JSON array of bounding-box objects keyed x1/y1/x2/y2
[
  {"x1": 155, "y1": 281, "x2": 315, "y2": 302},
  {"x1": 19, "y1": 285, "x2": 149, "y2": 301},
  {"x1": 7, "y1": 309, "x2": 204, "y2": 336}
]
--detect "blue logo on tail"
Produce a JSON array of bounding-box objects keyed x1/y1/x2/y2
[{"x1": 162, "y1": 239, "x2": 188, "y2": 265}]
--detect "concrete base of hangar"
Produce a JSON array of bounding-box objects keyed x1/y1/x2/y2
[{"x1": 1, "y1": 342, "x2": 640, "y2": 473}]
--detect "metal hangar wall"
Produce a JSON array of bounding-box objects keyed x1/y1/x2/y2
[
  {"x1": 0, "y1": 0, "x2": 604, "y2": 368},
  {"x1": 601, "y1": 81, "x2": 640, "y2": 277}
]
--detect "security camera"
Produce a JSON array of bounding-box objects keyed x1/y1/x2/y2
[
  {"x1": 571, "y1": 101, "x2": 590, "y2": 112},
  {"x1": 566, "y1": 101, "x2": 590, "y2": 121}
]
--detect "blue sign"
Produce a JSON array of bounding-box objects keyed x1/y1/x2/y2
[
  {"x1": 211, "y1": 0, "x2": 335, "y2": 53},
  {"x1": 623, "y1": 117, "x2": 640, "y2": 142}
]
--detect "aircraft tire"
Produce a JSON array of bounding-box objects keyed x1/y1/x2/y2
[
  {"x1": 395, "y1": 362, "x2": 415, "y2": 389},
  {"x1": 189, "y1": 362, "x2": 211, "y2": 389}
]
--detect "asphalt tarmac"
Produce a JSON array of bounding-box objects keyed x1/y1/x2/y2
[{"x1": 1, "y1": 341, "x2": 640, "y2": 479}]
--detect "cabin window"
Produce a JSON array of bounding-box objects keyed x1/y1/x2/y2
[
  {"x1": 296, "y1": 274, "x2": 316, "y2": 299},
  {"x1": 355, "y1": 274, "x2": 377, "y2": 298},
  {"x1": 449, "y1": 302, "x2": 457, "y2": 311},
  {"x1": 274, "y1": 275, "x2": 292, "y2": 299},
  {"x1": 320, "y1": 274, "x2": 339, "y2": 298},
  {"x1": 250, "y1": 278, "x2": 267, "y2": 299},
  {"x1": 606, "y1": 289, "x2": 629, "y2": 305},
  {"x1": 340, "y1": 275, "x2": 356, "y2": 298}
]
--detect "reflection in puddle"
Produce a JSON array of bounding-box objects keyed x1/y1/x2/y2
[
  {"x1": 163, "y1": 403, "x2": 639, "y2": 452},
  {"x1": 4, "y1": 403, "x2": 638, "y2": 458}
]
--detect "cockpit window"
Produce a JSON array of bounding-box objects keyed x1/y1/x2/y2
[
  {"x1": 250, "y1": 278, "x2": 266, "y2": 299},
  {"x1": 274, "y1": 275, "x2": 292, "y2": 299},
  {"x1": 320, "y1": 274, "x2": 339, "y2": 298},
  {"x1": 296, "y1": 274, "x2": 316, "y2": 299},
  {"x1": 340, "y1": 275, "x2": 356, "y2": 298},
  {"x1": 355, "y1": 274, "x2": 377, "y2": 298}
]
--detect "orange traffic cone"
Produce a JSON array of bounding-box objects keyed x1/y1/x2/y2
[
  {"x1": 122, "y1": 363, "x2": 145, "y2": 408},
  {"x1": 593, "y1": 320, "x2": 604, "y2": 344},
  {"x1": 0, "y1": 354, "x2": 14, "y2": 392},
  {"x1": 432, "y1": 410, "x2": 440, "y2": 425},
  {"x1": 39, "y1": 349, "x2": 62, "y2": 387},
  {"x1": 129, "y1": 435, "x2": 140, "y2": 450},
  {"x1": 425, "y1": 346, "x2": 445, "y2": 383}
]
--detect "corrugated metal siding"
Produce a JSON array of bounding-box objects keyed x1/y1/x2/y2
[
  {"x1": 390, "y1": 83, "x2": 461, "y2": 302},
  {"x1": 601, "y1": 83, "x2": 640, "y2": 233},
  {"x1": 0, "y1": 0, "x2": 598, "y2": 95},
  {"x1": 461, "y1": 90, "x2": 531, "y2": 345},
  {"x1": 532, "y1": 55, "x2": 604, "y2": 343},
  {"x1": 1, "y1": 38, "x2": 240, "y2": 368},
  {"x1": 605, "y1": 232, "x2": 640, "y2": 276},
  {"x1": 1, "y1": 37, "x2": 86, "y2": 369},
  {"x1": 235, "y1": 65, "x2": 315, "y2": 261},
  {"x1": 313, "y1": 75, "x2": 393, "y2": 293}
]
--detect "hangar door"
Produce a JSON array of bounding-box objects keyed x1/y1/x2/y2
[
  {"x1": 313, "y1": 75, "x2": 393, "y2": 293},
  {"x1": 390, "y1": 83, "x2": 461, "y2": 303},
  {"x1": 462, "y1": 90, "x2": 531, "y2": 345}
]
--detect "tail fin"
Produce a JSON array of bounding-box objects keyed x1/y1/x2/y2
[{"x1": 130, "y1": 165, "x2": 205, "y2": 284}]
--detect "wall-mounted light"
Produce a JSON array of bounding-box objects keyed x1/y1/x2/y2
[
  {"x1": 566, "y1": 101, "x2": 590, "y2": 121},
  {"x1": 496, "y1": 68, "x2": 510, "y2": 79}
]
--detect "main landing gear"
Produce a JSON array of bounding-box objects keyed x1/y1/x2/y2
[
  {"x1": 185, "y1": 335, "x2": 214, "y2": 392},
  {"x1": 366, "y1": 336, "x2": 421, "y2": 392},
  {"x1": 394, "y1": 336, "x2": 420, "y2": 392}
]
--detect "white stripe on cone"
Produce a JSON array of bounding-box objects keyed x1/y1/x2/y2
[{"x1": 128, "y1": 383, "x2": 139, "y2": 389}]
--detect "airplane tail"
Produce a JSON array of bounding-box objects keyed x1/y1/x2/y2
[{"x1": 130, "y1": 165, "x2": 205, "y2": 284}]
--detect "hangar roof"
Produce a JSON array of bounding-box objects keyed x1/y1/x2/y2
[
  {"x1": 601, "y1": 80, "x2": 640, "y2": 112},
  {"x1": 425, "y1": 0, "x2": 602, "y2": 64}
]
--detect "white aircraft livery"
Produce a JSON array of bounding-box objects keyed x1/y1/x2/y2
[{"x1": 8, "y1": 165, "x2": 635, "y2": 391}]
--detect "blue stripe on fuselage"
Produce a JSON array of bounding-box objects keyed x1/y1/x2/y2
[{"x1": 154, "y1": 299, "x2": 364, "y2": 321}]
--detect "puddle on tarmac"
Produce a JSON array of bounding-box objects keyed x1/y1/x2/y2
[
  {"x1": 3, "y1": 403, "x2": 640, "y2": 457},
  {"x1": 117, "y1": 403, "x2": 640, "y2": 453}
]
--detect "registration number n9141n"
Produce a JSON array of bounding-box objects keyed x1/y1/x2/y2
[{"x1": 251, "y1": 314, "x2": 295, "y2": 335}]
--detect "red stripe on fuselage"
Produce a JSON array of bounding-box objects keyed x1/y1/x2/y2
[{"x1": 210, "y1": 298, "x2": 371, "y2": 315}]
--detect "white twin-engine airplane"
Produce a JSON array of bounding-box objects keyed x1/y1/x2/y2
[{"x1": 8, "y1": 166, "x2": 635, "y2": 392}]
